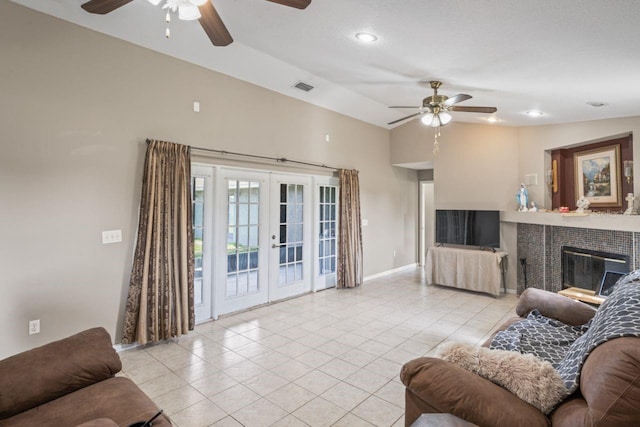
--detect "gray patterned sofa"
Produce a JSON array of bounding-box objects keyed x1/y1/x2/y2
[{"x1": 401, "y1": 278, "x2": 640, "y2": 427}]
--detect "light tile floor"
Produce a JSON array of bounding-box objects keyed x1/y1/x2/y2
[{"x1": 119, "y1": 268, "x2": 518, "y2": 427}]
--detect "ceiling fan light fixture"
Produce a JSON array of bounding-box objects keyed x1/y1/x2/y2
[
  {"x1": 355, "y1": 32, "x2": 378, "y2": 43},
  {"x1": 420, "y1": 113, "x2": 435, "y2": 126},
  {"x1": 526, "y1": 110, "x2": 544, "y2": 117},
  {"x1": 438, "y1": 112, "x2": 452, "y2": 126},
  {"x1": 178, "y1": 3, "x2": 201, "y2": 20}
]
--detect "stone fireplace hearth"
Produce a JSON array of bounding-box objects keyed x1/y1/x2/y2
[{"x1": 516, "y1": 224, "x2": 639, "y2": 294}]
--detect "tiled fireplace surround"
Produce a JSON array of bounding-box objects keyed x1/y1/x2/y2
[{"x1": 516, "y1": 224, "x2": 640, "y2": 294}]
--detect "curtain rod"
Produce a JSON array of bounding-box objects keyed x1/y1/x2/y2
[
  {"x1": 146, "y1": 139, "x2": 340, "y2": 171},
  {"x1": 189, "y1": 145, "x2": 340, "y2": 171}
]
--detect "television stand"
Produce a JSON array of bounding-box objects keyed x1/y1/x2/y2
[{"x1": 425, "y1": 246, "x2": 508, "y2": 297}]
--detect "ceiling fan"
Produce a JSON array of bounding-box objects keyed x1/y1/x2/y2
[
  {"x1": 80, "y1": 0, "x2": 312, "y2": 46},
  {"x1": 388, "y1": 81, "x2": 497, "y2": 126}
]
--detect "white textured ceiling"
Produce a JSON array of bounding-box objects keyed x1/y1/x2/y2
[{"x1": 9, "y1": 0, "x2": 640, "y2": 128}]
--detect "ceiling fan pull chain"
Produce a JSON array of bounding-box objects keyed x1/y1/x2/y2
[
  {"x1": 433, "y1": 128, "x2": 440, "y2": 155},
  {"x1": 165, "y1": 11, "x2": 171, "y2": 38}
]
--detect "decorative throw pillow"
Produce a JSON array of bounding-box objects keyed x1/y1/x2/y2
[{"x1": 436, "y1": 341, "x2": 569, "y2": 414}]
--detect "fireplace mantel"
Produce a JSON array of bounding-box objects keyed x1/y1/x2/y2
[{"x1": 501, "y1": 211, "x2": 639, "y2": 232}]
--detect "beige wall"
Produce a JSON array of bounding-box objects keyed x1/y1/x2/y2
[
  {"x1": 391, "y1": 120, "x2": 520, "y2": 209},
  {"x1": 0, "y1": 2, "x2": 418, "y2": 358}
]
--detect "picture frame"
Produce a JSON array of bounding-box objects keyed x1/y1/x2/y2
[{"x1": 574, "y1": 144, "x2": 622, "y2": 208}]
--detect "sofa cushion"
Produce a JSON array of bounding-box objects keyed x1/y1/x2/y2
[
  {"x1": 437, "y1": 342, "x2": 568, "y2": 414},
  {"x1": 0, "y1": 327, "x2": 121, "y2": 419},
  {"x1": 0, "y1": 377, "x2": 171, "y2": 427},
  {"x1": 555, "y1": 276, "x2": 640, "y2": 395},
  {"x1": 551, "y1": 337, "x2": 640, "y2": 426}
]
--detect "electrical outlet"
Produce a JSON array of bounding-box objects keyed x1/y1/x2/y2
[{"x1": 29, "y1": 319, "x2": 40, "y2": 335}]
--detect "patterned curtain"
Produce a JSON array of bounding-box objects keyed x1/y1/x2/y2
[
  {"x1": 337, "y1": 169, "x2": 363, "y2": 288},
  {"x1": 122, "y1": 139, "x2": 194, "y2": 344}
]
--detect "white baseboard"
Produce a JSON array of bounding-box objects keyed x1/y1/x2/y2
[
  {"x1": 364, "y1": 263, "x2": 418, "y2": 281},
  {"x1": 113, "y1": 342, "x2": 140, "y2": 353}
]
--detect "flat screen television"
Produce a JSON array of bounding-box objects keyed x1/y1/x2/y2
[{"x1": 435, "y1": 210, "x2": 500, "y2": 248}]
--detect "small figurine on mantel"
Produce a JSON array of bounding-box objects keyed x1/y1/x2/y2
[
  {"x1": 516, "y1": 184, "x2": 529, "y2": 211},
  {"x1": 530, "y1": 201, "x2": 539, "y2": 212},
  {"x1": 624, "y1": 193, "x2": 637, "y2": 215},
  {"x1": 576, "y1": 197, "x2": 590, "y2": 214}
]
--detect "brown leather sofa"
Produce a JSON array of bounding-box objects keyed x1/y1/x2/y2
[
  {"x1": 0, "y1": 328, "x2": 171, "y2": 427},
  {"x1": 401, "y1": 288, "x2": 640, "y2": 427}
]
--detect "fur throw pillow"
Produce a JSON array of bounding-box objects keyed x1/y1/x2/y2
[{"x1": 436, "y1": 342, "x2": 568, "y2": 414}]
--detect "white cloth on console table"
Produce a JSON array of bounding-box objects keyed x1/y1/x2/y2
[{"x1": 425, "y1": 246, "x2": 507, "y2": 296}]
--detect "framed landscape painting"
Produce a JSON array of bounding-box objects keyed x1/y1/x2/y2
[{"x1": 574, "y1": 144, "x2": 622, "y2": 208}]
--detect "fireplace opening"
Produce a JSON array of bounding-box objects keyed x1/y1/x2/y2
[{"x1": 562, "y1": 246, "x2": 630, "y2": 292}]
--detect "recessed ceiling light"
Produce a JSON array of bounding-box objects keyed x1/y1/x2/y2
[
  {"x1": 355, "y1": 32, "x2": 378, "y2": 43},
  {"x1": 486, "y1": 116, "x2": 497, "y2": 123},
  {"x1": 526, "y1": 110, "x2": 544, "y2": 117},
  {"x1": 587, "y1": 101, "x2": 607, "y2": 107}
]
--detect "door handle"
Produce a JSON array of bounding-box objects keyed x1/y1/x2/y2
[{"x1": 272, "y1": 244, "x2": 282, "y2": 248}]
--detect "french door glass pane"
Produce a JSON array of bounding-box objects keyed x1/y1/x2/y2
[
  {"x1": 191, "y1": 176, "x2": 205, "y2": 305},
  {"x1": 279, "y1": 183, "x2": 304, "y2": 286},
  {"x1": 227, "y1": 180, "x2": 260, "y2": 298},
  {"x1": 318, "y1": 185, "x2": 337, "y2": 276}
]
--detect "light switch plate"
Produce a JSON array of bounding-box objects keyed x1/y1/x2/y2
[{"x1": 102, "y1": 229, "x2": 122, "y2": 244}]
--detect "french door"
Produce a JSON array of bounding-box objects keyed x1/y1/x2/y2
[
  {"x1": 193, "y1": 165, "x2": 334, "y2": 322},
  {"x1": 215, "y1": 170, "x2": 271, "y2": 315},
  {"x1": 314, "y1": 177, "x2": 339, "y2": 291},
  {"x1": 268, "y1": 174, "x2": 312, "y2": 301},
  {"x1": 191, "y1": 165, "x2": 214, "y2": 322}
]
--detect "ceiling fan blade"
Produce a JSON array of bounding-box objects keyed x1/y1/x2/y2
[
  {"x1": 388, "y1": 112, "x2": 423, "y2": 125},
  {"x1": 265, "y1": 0, "x2": 312, "y2": 9},
  {"x1": 389, "y1": 106, "x2": 422, "y2": 109},
  {"x1": 81, "y1": 0, "x2": 134, "y2": 14},
  {"x1": 449, "y1": 106, "x2": 497, "y2": 113},
  {"x1": 199, "y1": 1, "x2": 233, "y2": 46},
  {"x1": 442, "y1": 94, "x2": 472, "y2": 107}
]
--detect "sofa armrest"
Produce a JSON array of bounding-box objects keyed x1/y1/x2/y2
[
  {"x1": 516, "y1": 288, "x2": 596, "y2": 326},
  {"x1": 401, "y1": 357, "x2": 549, "y2": 427},
  {"x1": 0, "y1": 327, "x2": 121, "y2": 419}
]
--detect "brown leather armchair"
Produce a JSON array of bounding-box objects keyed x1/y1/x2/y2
[{"x1": 400, "y1": 288, "x2": 640, "y2": 427}]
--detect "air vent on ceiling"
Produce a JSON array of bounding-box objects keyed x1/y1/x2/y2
[{"x1": 293, "y1": 81, "x2": 314, "y2": 92}]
